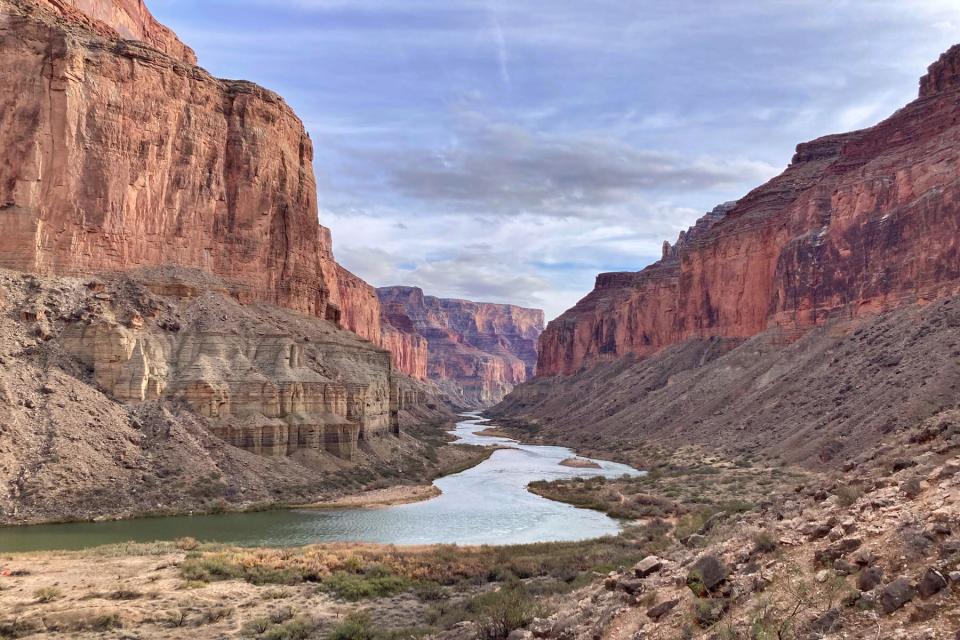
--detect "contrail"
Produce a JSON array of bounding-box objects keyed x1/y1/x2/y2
[{"x1": 488, "y1": 4, "x2": 510, "y2": 87}]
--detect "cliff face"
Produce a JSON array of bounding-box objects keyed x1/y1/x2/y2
[
  {"x1": 29, "y1": 0, "x2": 197, "y2": 64},
  {"x1": 378, "y1": 287, "x2": 544, "y2": 407},
  {"x1": 0, "y1": 0, "x2": 380, "y2": 344},
  {"x1": 537, "y1": 47, "x2": 960, "y2": 376}
]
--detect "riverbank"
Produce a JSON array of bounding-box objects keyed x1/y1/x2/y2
[
  {"x1": 304, "y1": 484, "x2": 442, "y2": 509},
  {"x1": 0, "y1": 531, "x2": 652, "y2": 640}
]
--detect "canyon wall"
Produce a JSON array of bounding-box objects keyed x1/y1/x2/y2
[
  {"x1": 0, "y1": 0, "x2": 381, "y2": 344},
  {"x1": 536, "y1": 46, "x2": 960, "y2": 377},
  {"x1": 0, "y1": 0, "x2": 438, "y2": 467},
  {"x1": 378, "y1": 287, "x2": 544, "y2": 407}
]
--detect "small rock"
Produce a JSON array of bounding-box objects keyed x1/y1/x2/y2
[
  {"x1": 808, "y1": 608, "x2": 841, "y2": 635},
  {"x1": 646, "y1": 598, "x2": 680, "y2": 621},
  {"x1": 815, "y1": 569, "x2": 831, "y2": 584},
  {"x1": 833, "y1": 559, "x2": 857, "y2": 575},
  {"x1": 815, "y1": 537, "x2": 862, "y2": 564},
  {"x1": 618, "y1": 578, "x2": 645, "y2": 595},
  {"x1": 880, "y1": 577, "x2": 916, "y2": 614},
  {"x1": 507, "y1": 631, "x2": 533, "y2": 640}
]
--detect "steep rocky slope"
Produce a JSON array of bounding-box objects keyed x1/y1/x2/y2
[
  {"x1": 378, "y1": 287, "x2": 544, "y2": 407},
  {"x1": 492, "y1": 294, "x2": 960, "y2": 467},
  {"x1": 0, "y1": 0, "x2": 381, "y2": 343},
  {"x1": 536, "y1": 47, "x2": 960, "y2": 377}
]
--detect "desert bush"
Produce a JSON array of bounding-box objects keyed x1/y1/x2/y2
[
  {"x1": 834, "y1": 484, "x2": 863, "y2": 507},
  {"x1": 752, "y1": 531, "x2": 778, "y2": 554},
  {"x1": 470, "y1": 584, "x2": 545, "y2": 640},
  {"x1": 264, "y1": 615, "x2": 318, "y2": 640},
  {"x1": 327, "y1": 613, "x2": 377, "y2": 640},
  {"x1": 176, "y1": 537, "x2": 199, "y2": 551}
]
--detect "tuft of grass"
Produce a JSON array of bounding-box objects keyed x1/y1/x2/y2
[{"x1": 33, "y1": 587, "x2": 62, "y2": 603}]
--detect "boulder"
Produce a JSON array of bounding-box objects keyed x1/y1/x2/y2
[
  {"x1": 634, "y1": 556, "x2": 664, "y2": 578},
  {"x1": 858, "y1": 566, "x2": 884, "y2": 592},
  {"x1": 917, "y1": 568, "x2": 948, "y2": 598},
  {"x1": 688, "y1": 555, "x2": 730, "y2": 594},
  {"x1": 880, "y1": 578, "x2": 916, "y2": 614}
]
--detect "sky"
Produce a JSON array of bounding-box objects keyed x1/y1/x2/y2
[{"x1": 150, "y1": 0, "x2": 960, "y2": 320}]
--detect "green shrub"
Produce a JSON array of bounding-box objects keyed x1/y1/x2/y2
[
  {"x1": 834, "y1": 484, "x2": 863, "y2": 507},
  {"x1": 327, "y1": 613, "x2": 377, "y2": 640},
  {"x1": 322, "y1": 571, "x2": 409, "y2": 601},
  {"x1": 469, "y1": 584, "x2": 545, "y2": 640}
]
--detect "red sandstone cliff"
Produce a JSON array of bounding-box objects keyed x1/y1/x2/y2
[
  {"x1": 538, "y1": 46, "x2": 960, "y2": 377},
  {"x1": 0, "y1": 0, "x2": 381, "y2": 344},
  {"x1": 378, "y1": 287, "x2": 544, "y2": 406}
]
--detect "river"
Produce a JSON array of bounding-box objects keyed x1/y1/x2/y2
[{"x1": 0, "y1": 414, "x2": 642, "y2": 552}]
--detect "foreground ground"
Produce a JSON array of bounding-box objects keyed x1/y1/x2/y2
[{"x1": 1, "y1": 408, "x2": 958, "y2": 639}]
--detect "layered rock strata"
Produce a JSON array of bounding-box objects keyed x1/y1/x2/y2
[
  {"x1": 0, "y1": 0, "x2": 380, "y2": 343},
  {"x1": 55, "y1": 269, "x2": 400, "y2": 460},
  {"x1": 378, "y1": 287, "x2": 544, "y2": 407},
  {"x1": 537, "y1": 47, "x2": 960, "y2": 376}
]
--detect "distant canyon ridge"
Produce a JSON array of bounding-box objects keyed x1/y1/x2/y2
[{"x1": 379, "y1": 287, "x2": 543, "y2": 407}]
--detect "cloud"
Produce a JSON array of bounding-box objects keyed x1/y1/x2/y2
[
  {"x1": 150, "y1": 0, "x2": 960, "y2": 320},
  {"x1": 354, "y1": 113, "x2": 778, "y2": 219}
]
